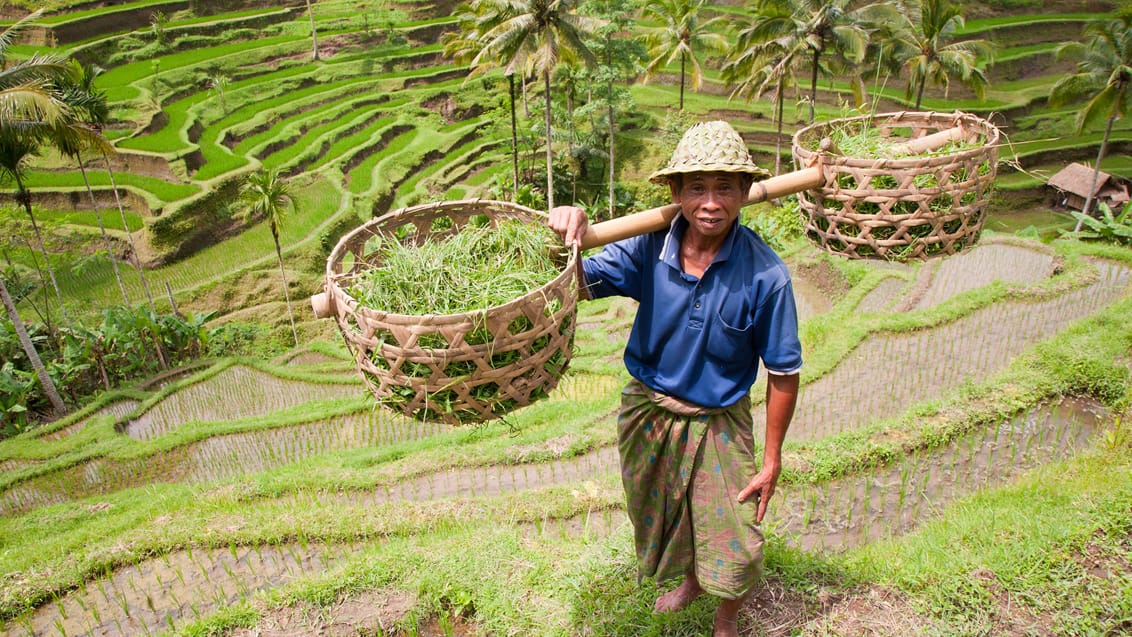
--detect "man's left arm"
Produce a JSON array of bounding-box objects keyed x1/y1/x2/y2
[{"x1": 738, "y1": 372, "x2": 799, "y2": 523}]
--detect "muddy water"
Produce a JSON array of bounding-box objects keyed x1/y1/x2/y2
[
  {"x1": 782, "y1": 257, "x2": 1131, "y2": 441},
  {"x1": 39, "y1": 400, "x2": 141, "y2": 443},
  {"x1": 0, "y1": 374, "x2": 619, "y2": 517},
  {"x1": 907, "y1": 243, "x2": 1055, "y2": 311},
  {"x1": 771, "y1": 396, "x2": 1105, "y2": 552},
  {"x1": 856, "y1": 275, "x2": 911, "y2": 314},
  {"x1": 0, "y1": 409, "x2": 449, "y2": 517},
  {"x1": 1, "y1": 543, "x2": 362, "y2": 637},
  {"x1": 790, "y1": 273, "x2": 832, "y2": 322},
  {"x1": 124, "y1": 366, "x2": 363, "y2": 441}
]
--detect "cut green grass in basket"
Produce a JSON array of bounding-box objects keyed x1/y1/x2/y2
[{"x1": 347, "y1": 218, "x2": 564, "y2": 326}]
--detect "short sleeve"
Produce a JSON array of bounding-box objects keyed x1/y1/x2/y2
[
  {"x1": 580, "y1": 235, "x2": 648, "y2": 301},
  {"x1": 754, "y1": 280, "x2": 803, "y2": 375}
]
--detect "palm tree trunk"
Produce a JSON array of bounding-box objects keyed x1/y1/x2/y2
[
  {"x1": 103, "y1": 154, "x2": 156, "y2": 310},
  {"x1": 305, "y1": 0, "x2": 320, "y2": 61},
  {"x1": 14, "y1": 173, "x2": 70, "y2": 330},
  {"x1": 774, "y1": 78, "x2": 785, "y2": 177},
  {"x1": 0, "y1": 276, "x2": 66, "y2": 416},
  {"x1": 679, "y1": 52, "x2": 686, "y2": 111},
  {"x1": 77, "y1": 156, "x2": 130, "y2": 306},
  {"x1": 1073, "y1": 115, "x2": 1115, "y2": 232},
  {"x1": 273, "y1": 231, "x2": 299, "y2": 347},
  {"x1": 809, "y1": 48, "x2": 820, "y2": 123},
  {"x1": 509, "y1": 73, "x2": 520, "y2": 200},
  {"x1": 608, "y1": 81, "x2": 615, "y2": 218},
  {"x1": 915, "y1": 78, "x2": 926, "y2": 110},
  {"x1": 522, "y1": 73, "x2": 530, "y2": 119},
  {"x1": 543, "y1": 70, "x2": 555, "y2": 211}
]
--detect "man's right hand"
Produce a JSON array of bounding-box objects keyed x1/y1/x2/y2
[{"x1": 548, "y1": 205, "x2": 589, "y2": 248}]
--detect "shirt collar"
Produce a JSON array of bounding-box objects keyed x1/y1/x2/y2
[{"x1": 659, "y1": 215, "x2": 740, "y2": 270}]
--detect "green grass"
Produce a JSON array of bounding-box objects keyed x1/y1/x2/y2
[{"x1": 0, "y1": 206, "x2": 144, "y2": 232}]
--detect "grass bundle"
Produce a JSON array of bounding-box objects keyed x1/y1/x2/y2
[
  {"x1": 810, "y1": 118, "x2": 980, "y2": 160},
  {"x1": 348, "y1": 219, "x2": 562, "y2": 317}
]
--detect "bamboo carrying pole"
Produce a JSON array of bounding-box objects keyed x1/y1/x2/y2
[
  {"x1": 579, "y1": 166, "x2": 824, "y2": 250},
  {"x1": 310, "y1": 124, "x2": 977, "y2": 317},
  {"x1": 578, "y1": 124, "x2": 975, "y2": 250}
]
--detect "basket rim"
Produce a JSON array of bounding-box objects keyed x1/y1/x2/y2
[
  {"x1": 324, "y1": 198, "x2": 578, "y2": 325},
  {"x1": 791, "y1": 110, "x2": 1001, "y2": 169}
]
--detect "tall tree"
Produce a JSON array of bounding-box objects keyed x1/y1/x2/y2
[
  {"x1": 0, "y1": 274, "x2": 66, "y2": 416},
  {"x1": 641, "y1": 0, "x2": 726, "y2": 111},
  {"x1": 1050, "y1": 11, "x2": 1132, "y2": 228},
  {"x1": 722, "y1": 3, "x2": 805, "y2": 177},
  {"x1": 305, "y1": 0, "x2": 320, "y2": 61},
  {"x1": 583, "y1": 0, "x2": 644, "y2": 216},
  {"x1": 240, "y1": 169, "x2": 299, "y2": 346},
  {"x1": 747, "y1": 0, "x2": 881, "y2": 123},
  {"x1": 61, "y1": 61, "x2": 157, "y2": 310},
  {"x1": 55, "y1": 62, "x2": 128, "y2": 305},
  {"x1": 883, "y1": 0, "x2": 993, "y2": 109},
  {"x1": 0, "y1": 10, "x2": 78, "y2": 329},
  {"x1": 472, "y1": 0, "x2": 600, "y2": 210},
  {"x1": 444, "y1": 0, "x2": 522, "y2": 199}
]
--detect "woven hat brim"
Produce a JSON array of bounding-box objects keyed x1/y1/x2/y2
[{"x1": 649, "y1": 163, "x2": 772, "y2": 185}]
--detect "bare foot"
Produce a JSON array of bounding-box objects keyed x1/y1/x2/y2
[
  {"x1": 713, "y1": 596, "x2": 746, "y2": 637},
  {"x1": 712, "y1": 611, "x2": 739, "y2": 637},
  {"x1": 654, "y1": 575, "x2": 704, "y2": 613}
]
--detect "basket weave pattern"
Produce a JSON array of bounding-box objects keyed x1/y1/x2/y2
[
  {"x1": 792, "y1": 111, "x2": 1000, "y2": 259},
  {"x1": 323, "y1": 200, "x2": 577, "y2": 424}
]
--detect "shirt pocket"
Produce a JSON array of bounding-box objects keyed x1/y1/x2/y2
[{"x1": 706, "y1": 311, "x2": 754, "y2": 369}]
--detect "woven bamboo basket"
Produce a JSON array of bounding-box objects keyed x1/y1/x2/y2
[
  {"x1": 792, "y1": 111, "x2": 1000, "y2": 259},
  {"x1": 317, "y1": 199, "x2": 578, "y2": 424}
]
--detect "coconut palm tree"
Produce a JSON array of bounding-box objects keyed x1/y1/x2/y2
[
  {"x1": 240, "y1": 169, "x2": 299, "y2": 346},
  {"x1": 59, "y1": 61, "x2": 156, "y2": 311},
  {"x1": 722, "y1": 3, "x2": 805, "y2": 177},
  {"x1": 1050, "y1": 11, "x2": 1132, "y2": 228},
  {"x1": 747, "y1": 0, "x2": 883, "y2": 123},
  {"x1": 884, "y1": 0, "x2": 994, "y2": 109},
  {"x1": 444, "y1": 0, "x2": 522, "y2": 199},
  {"x1": 55, "y1": 62, "x2": 129, "y2": 305},
  {"x1": 0, "y1": 12, "x2": 78, "y2": 329},
  {"x1": 0, "y1": 275, "x2": 66, "y2": 416},
  {"x1": 640, "y1": 0, "x2": 726, "y2": 112},
  {"x1": 472, "y1": 0, "x2": 599, "y2": 210}
]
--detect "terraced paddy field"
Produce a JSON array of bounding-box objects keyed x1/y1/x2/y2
[{"x1": 2, "y1": 235, "x2": 1131, "y2": 636}]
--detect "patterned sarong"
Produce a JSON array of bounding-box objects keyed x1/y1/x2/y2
[{"x1": 618, "y1": 378, "x2": 764, "y2": 600}]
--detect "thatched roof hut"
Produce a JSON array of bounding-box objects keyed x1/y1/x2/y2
[{"x1": 1046, "y1": 163, "x2": 1130, "y2": 212}]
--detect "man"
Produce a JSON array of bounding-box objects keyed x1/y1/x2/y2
[{"x1": 548, "y1": 120, "x2": 802, "y2": 637}]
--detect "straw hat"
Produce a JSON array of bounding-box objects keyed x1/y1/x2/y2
[{"x1": 649, "y1": 120, "x2": 771, "y2": 184}]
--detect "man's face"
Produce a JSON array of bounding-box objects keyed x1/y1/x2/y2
[{"x1": 670, "y1": 172, "x2": 746, "y2": 241}]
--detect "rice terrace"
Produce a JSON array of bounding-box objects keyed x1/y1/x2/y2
[{"x1": 0, "y1": 0, "x2": 1131, "y2": 635}]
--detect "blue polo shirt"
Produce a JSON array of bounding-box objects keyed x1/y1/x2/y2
[{"x1": 582, "y1": 216, "x2": 803, "y2": 409}]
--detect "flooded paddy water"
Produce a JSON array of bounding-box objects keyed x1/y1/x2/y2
[
  {"x1": 3, "y1": 543, "x2": 363, "y2": 637},
  {"x1": 779, "y1": 254, "x2": 1131, "y2": 441},
  {"x1": 123, "y1": 366, "x2": 364, "y2": 441},
  {"x1": 3, "y1": 239, "x2": 1129, "y2": 636}
]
